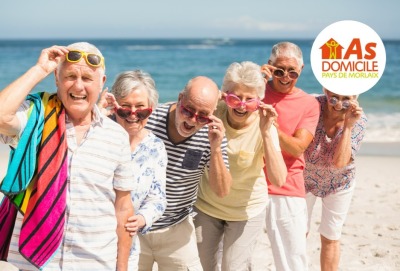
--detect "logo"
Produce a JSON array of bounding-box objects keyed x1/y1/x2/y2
[{"x1": 310, "y1": 20, "x2": 386, "y2": 95}]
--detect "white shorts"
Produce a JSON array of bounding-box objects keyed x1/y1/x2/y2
[{"x1": 306, "y1": 184, "x2": 355, "y2": 241}]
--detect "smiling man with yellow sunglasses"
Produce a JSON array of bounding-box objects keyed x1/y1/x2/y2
[{"x1": 0, "y1": 42, "x2": 133, "y2": 271}]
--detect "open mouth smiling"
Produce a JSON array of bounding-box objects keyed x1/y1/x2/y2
[{"x1": 69, "y1": 93, "x2": 87, "y2": 100}]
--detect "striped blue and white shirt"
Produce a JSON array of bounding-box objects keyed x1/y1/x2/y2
[{"x1": 145, "y1": 102, "x2": 229, "y2": 231}]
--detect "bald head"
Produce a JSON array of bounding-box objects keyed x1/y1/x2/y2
[{"x1": 181, "y1": 76, "x2": 220, "y2": 108}]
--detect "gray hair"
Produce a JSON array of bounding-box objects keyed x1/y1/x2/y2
[
  {"x1": 111, "y1": 70, "x2": 159, "y2": 108},
  {"x1": 269, "y1": 42, "x2": 304, "y2": 67},
  {"x1": 221, "y1": 61, "x2": 265, "y2": 99},
  {"x1": 67, "y1": 42, "x2": 103, "y2": 57}
]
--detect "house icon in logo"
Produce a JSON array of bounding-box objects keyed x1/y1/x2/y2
[{"x1": 320, "y1": 38, "x2": 344, "y2": 59}]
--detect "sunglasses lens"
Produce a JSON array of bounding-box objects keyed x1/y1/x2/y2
[
  {"x1": 67, "y1": 51, "x2": 82, "y2": 62},
  {"x1": 273, "y1": 69, "x2": 285, "y2": 77},
  {"x1": 181, "y1": 106, "x2": 194, "y2": 118},
  {"x1": 116, "y1": 108, "x2": 131, "y2": 119},
  {"x1": 198, "y1": 116, "x2": 212, "y2": 124},
  {"x1": 136, "y1": 109, "x2": 152, "y2": 120},
  {"x1": 342, "y1": 100, "x2": 350, "y2": 109},
  {"x1": 329, "y1": 97, "x2": 338, "y2": 106},
  {"x1": 87, "y1": 54, "x2": 102, "y2": 66},
  {"x1": 225, "y1": 95, "x2": 242, "y2": 109},
  {"x1": 288, "y1": 71, "x2": 299, "y2": 79},
  {"x1": 245, "y1": 100, "x2": 260, "y2": 112},
  {"x1": 180, "y1": 105, "x2": 211, "y2": 124}
]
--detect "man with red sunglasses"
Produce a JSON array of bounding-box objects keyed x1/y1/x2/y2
[
  {"x1": 260, "y1": 42, "x2": 320, "y2": 271},
  {"x1": 138, "y1": 76, "x2": 232, "y2": 271},
  {"x1": 0, "y1": 43, "x2": 134, "y2": 271}
]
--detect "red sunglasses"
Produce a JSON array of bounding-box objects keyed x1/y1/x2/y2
[
  {"x1": 179, "y1": 104, "x2": 212, "y2": 124},
  {"x1": 115, "y1": 107, "x2": 153, "y2": 120}
]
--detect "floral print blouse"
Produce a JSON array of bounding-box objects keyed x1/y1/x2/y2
[
  {"x1": 304, "y1": 95, "x2": 367, "y2": 198},
  {"x1": 131, "y1": 132, "x2": 168, "y2": 233}
]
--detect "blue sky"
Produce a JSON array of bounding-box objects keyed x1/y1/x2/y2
[{"x1": 0, "y1": 0, "x2": 398, "y2": 40}]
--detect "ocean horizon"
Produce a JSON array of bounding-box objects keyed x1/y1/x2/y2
[{"x1": 0, "y1": 38, "x2": 399, "y2": 143}]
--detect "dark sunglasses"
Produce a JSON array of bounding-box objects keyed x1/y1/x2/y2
[
  {"x1": 180, "y1": 104, "x2": 212, "y2": 124},
  {"x1": 273, "y1": 68, "x2": 299, "y2": 80},
  {"x1": 66, "y1": 50, "x2": 105, "y2": 67},
  {"x1": 224, "y1": 93, "x2": 260, "y2": 112},
  {"x1": 115, "y1": 107, "x2": 153, "y2": 120}
]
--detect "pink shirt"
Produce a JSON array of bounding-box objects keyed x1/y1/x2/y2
[{"x1": 263, "y1": 83, "x2": 320, "y2": 197}]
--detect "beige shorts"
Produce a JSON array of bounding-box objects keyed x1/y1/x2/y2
[{"x1": 138, "y1": 216, "x2": 202, "y2": 271}]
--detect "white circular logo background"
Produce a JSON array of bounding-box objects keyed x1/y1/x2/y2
[{"x1": 310, "y1": 20, "x2": 386, "y2": 95}]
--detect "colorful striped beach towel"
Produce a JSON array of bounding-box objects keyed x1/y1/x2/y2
[{"x1": 0, "y1": 92, "x2": 67, "y2": 270}]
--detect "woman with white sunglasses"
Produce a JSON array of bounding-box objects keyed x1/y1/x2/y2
[{"x1": 304, "y1": 88, "x2": 367, "y2": 271}]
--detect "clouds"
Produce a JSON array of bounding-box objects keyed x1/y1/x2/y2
[
  {"x1": 0, "y1": 0, "x2": 398, "y2": 39},
  {"x1": 215, "y1": 16, "x2": 307, "y2": 32}
]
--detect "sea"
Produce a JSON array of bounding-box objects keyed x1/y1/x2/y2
[{"x1": 0, "y1": 38, "x2": 399, "y2": 143}]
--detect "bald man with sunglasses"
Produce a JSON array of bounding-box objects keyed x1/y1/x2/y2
[
  {"x1": 0, "y1": 43, "x2": 134, "y2": 271},
  {"x1": 135, "y1": 76, "x2": 232, "y2": 271}
]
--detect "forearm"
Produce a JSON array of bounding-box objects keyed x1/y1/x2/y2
[
  {"x1": 263, "y1": 134, "x2": 287, "y2": 187},
  {"x1": 115, "y1": 191, "x2": 134, "y2": 271},
  {"x1": 208, "y1": 147, "x2": 232, "y2": 198},
  {"x1": 333, "y1": 126, "x2": 353, "y2": 168},
  {"x1": 278, "y1": 128, "x2": 314, "y2": 158},
  {"x1": 0, "y1": 65, "x2": 49, "y2": 135}
]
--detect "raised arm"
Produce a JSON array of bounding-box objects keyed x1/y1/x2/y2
[
  {"x1": 206, "y1": 115, "x2": 232, "y2": 198},
  {"x1": 0, "y1": 46, "x2": 68, "y2": 136},
  {"x1": 332, "y1": 100, "x2": 363, "y2": 168},
  {"x1": 259, "y1": 104, "x2": 287, "y2": 187}
]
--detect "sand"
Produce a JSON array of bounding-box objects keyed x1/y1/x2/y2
[
  {"x1": 250, "y1": 143, "x2": 400, "y2": 271},
  {"x1": 1, "y1": 142, "x2": 399, "y2": 270}
]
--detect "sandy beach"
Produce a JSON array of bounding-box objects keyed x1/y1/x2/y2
[
  {"x1": 1, "y1": 142, "x2": 399, "y2": 270},
  {"x1": 250, "y1": 142, "x2": 400, "y2": 271}
]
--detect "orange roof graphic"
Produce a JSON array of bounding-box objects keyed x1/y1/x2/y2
[{"x1": 320, "y1": 38, "x2": 344, "y2": 59}]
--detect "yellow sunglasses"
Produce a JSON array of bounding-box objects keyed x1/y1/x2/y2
[{"x1": 66, "y1": 50, "x2": 105, "y2": 68}]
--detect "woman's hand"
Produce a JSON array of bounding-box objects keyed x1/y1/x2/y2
[
  {"x1": 344, "y1": 100, "x2": 363, "y2": 128},
  {"x1": 97, "y1": 88, "x2": 119, "y2": 116},
  {"x1": 259, "y1": 102, "x2": 278, "y2": 134},
  {"x1": 125, "y1": 214, "x2": 146, "y2": 237}
]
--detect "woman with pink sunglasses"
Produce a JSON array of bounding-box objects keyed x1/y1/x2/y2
[
  {"x1": 194, "y1": 61, "x2": 287, "y2": 271},
  {"x1": 98, "y1": 70, "x2": 168, "y2": 271}
]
